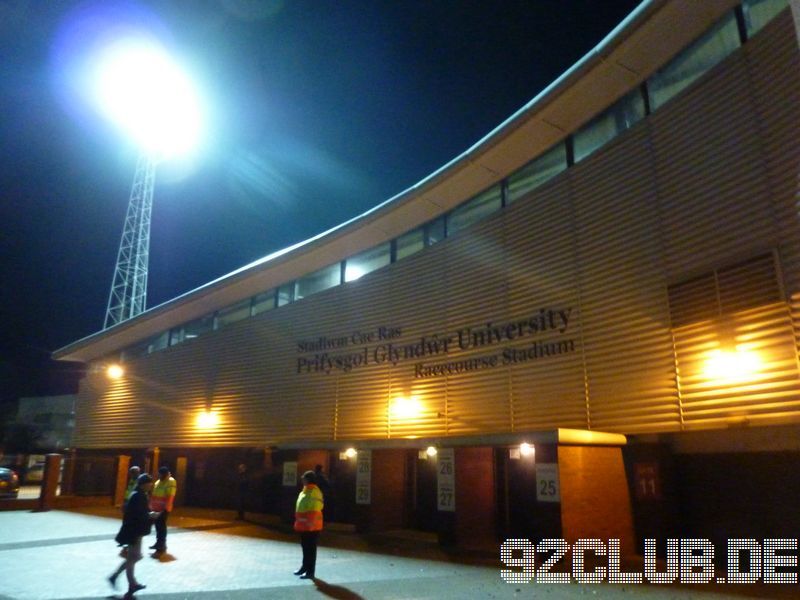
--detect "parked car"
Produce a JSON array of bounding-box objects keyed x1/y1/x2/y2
[
  {"x1": 0, "y1": 467, "x2": 20, "y2": 499},
  {"x1": 24, "y1": 462, "x2": 44, "y2": 484}
]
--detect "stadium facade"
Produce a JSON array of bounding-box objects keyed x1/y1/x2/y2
[{"x1": 55, "y1": 0, "x2": 799, "y2": 551}]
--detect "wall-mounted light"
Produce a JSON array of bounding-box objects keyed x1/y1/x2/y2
[
  {"x1": 426, "y1": 446, "x2": 438, "y2": 458},
  {"x1": 196, "y1": 409, "x2": 219, "y2": 429},
  {"x1": 391, "y1": 396, "x2": 422, "y2": 420},
  {"x1": 703, "y1": 348, "x2": 762, "y2": 384},
  {"x1": 519, "y1": 442, "x2": 535, "y2": 458},
  {"x1": 344, "y1": 447, "x2": 357, "y2": 459},
  {"x1": 106, "y1": 364, "x2": 124, "y2": 379}
]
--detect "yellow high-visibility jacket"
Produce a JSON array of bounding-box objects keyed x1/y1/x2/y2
[
  {"x1": 294, "y1": 484, "x2": 323, "y2": 532},
  {"x1": 150, "y1": 476, "x2": 177, "y2": 512}
]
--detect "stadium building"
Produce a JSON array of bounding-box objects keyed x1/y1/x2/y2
[{"x1": 54, "y1": 0, "x2": 799, "y2": 553}]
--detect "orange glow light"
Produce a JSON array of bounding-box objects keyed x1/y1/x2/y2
[
  {"x1": 106, "y1": 364, "x2": 124, "y2": 379},
  {"x1": 196, "y1": 410, "x2": 219, "y2": 429},
  {"x1": 703, "y1": 348, "x2": 762, "y2": 383},
  {"x1": 391, "y1": 396, "x2": 422, "y2": 420}
]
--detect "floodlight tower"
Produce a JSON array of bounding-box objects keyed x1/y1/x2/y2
[
  {"x1": 104, "y1": 153, "x2": 156, "y2": 328},
  {"x1": 91, "y1": 37, "x2": 203, "y2": 329}
]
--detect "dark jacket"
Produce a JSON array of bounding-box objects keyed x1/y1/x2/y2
[{"x1": 115, "y1": 490, "x2": 152, "y2": 545}]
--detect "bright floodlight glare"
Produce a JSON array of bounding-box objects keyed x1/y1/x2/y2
[{"x1": 92, "y1": 37, "x2": 203, "y2": 159}]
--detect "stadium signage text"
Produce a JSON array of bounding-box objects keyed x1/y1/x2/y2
[{"x1": 295, "y1": 307, "x2": 576, "y2": 378}]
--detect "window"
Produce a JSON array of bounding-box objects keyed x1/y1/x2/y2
[
  {"x1": 427, "y1": 216, "x2": 446, "y2": 245},
  {"x1": 574, "y1": 88, "x2": 645, "y2": 162},
  {"x1": 182, "y1": 315, "x2": 214, "y2": 341},
  {"x1": 277, "y1": 283, "x2": 294, "y2": 307},
  {"x1": 743, "y1": 0, "x2": 788, "y2": 36},
  {"x1": 345, "y1": 243, "x2": 390, "y2": 282},
  {"x1": 295, "y1": 263, "x2": 341, "y2": 300},
  {"x1": 148, "y1": 331, "x2": 170, "y2": 353},
  {"x1": 216, "y1": 299, "x2": 251, "y2": 328},
  {"x1": 396, "y1": 227, "x2": 425, "y2": 260},
  {"x1": 507, "y1": 143, "x2": 567, "y2": 203},
  {"x1": 252, "y1": 289, "x2": 276, "y2": 314},
  {"x1": 648, "y1": 11, "x2": 741, "y2": 111},
  {"x1": 169, "y1": 326, "x2": 185, "y2": 346},
  {"x1": 447, "y1": 184, "x2": 502, "y2": 236}
]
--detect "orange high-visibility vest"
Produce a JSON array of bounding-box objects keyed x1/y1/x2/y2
[{"x1": 294, "y1": 484, "x2": 323, "y2": 532}]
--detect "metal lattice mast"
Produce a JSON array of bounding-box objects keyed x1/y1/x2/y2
[{"x1": 104, "y1": 153, "x2": 157, "y2": 329}]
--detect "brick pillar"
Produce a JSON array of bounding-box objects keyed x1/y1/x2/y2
[
  {"x1": 454, "y1": 447, "x2": 496, "y2": 550},
  {"x1": 61, "y1": 448, "x2": 77, "y2": 496},
  {"x1": 38, "y1": 454, "x2": 62, "y2": 511},
  {"x1": 367, "y1": 449, "x2": 406, "y2": 531},
  {"x1": 149, "y1": 447, "x2": 160, "y2": 477},
  {"x1": 558, "y1": 445, "x2": 635, "y2": 556},
  {"x1": 113, "y1": 455, "x2": 131, "y2": 507}
]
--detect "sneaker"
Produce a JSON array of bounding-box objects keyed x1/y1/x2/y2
[
  {"x1": 108, "y1": 574, "x2": 118, "y2": 589},
  {"x1": 293, "y1": 568, "x2": 306, "y2": 576},
  {"x1": 124, "y1": 583, "x2": 146, "y2": 597}
]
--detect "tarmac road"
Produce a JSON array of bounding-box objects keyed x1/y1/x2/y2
[{"x1": 0, "y1": 506, "x2": 796, "y2": 600}]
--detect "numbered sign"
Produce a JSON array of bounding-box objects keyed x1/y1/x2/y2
[
  {"x1": 437, "y1": 448, "x2": 455, "y2": 512},
  {"x1": 535, "y1": 463, "x2": 560, "y2": 502},
  {"x1": 356, "y1": 449, "x2": 372, "y2": 505},
  {"x1": 634, "y1": 462, "x2": 661, "y2": 500},
  {"x1": 282, "y1": 461, "x2": 298, "y2": 487}
]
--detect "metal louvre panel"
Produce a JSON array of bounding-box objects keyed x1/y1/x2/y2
[
  {"x1": 747, "y1": 10, "x2": 800, "y2": 366},
  {"x1": 443, "y1": 214, "x2": 508, "y2": 326},
  {"x1": 510, "y1": 351, "x2": 587, "y2": 430},
  {"x1": 440, "y1": 214, "x2": 511, "y2": 435},
  {"x1": 334, "y1": 364, "x2": 390, "y2": 440},
  {"x1": 717, "y1": 254, "x2": 781, "y2": 312},
  {"x1": 445, "y1": 369, "x2": 511, "y2": 435},
  {"x1": 675, "y1": 303, "x2": 800, "y2": 427},
  {"x1": 504, "y1": 179, "x2": 586, "y2": 430},
  {"x1": 74, "y1": 377, "x2": 145, "y2": 448},
  {"x1": 650, "y1": 51, "x2": 777, "y2": 278},
  {"x1": 379, "y1": 244, "x2": 452, "y2": 438},
  {"x1": 571, "y1": 125, "x2": 680, "y2": 433},
  {"x1": 387, "y1": 366, "x2": 448, "y2": 439},
  {"x1": 284, "y1": 291, "x2": 371, "y2": 442},
  {"x1": 745, "y1": 12, "x2": 800, "y2": 297}
]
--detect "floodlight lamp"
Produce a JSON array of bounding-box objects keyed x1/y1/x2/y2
[{"x1": 91, "y1": 37, "x2": 204, "y2": 159}]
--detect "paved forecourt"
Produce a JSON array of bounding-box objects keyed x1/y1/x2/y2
[{"x1": 0, "y1": 507, "x2": 797, "y2": 600}]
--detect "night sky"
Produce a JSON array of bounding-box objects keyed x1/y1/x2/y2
[{"x1": 0, "y1": 0, "x2": 640, "y2": 398}]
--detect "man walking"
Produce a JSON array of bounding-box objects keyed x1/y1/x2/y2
[{"x1": 149, "y1": 466, "x2": 176, "y2": 555}]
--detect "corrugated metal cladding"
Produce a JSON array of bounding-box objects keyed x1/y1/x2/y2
[{"x1": 74, "y1": 11, "x2": 800, "y2": 448}]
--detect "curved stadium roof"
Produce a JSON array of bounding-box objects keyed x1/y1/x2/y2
[{"x1": 54, "y1": 0, "x2": 741, "y2": 363}]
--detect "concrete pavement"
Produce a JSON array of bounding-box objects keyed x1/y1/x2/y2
[{"x1": 0, "y1": 506, "x2": 796, "y2": 600}]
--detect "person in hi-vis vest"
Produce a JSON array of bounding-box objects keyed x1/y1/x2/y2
[
  {"x1": 293, "y1": 470, "x2": 324, "y2": 579},
  {"x1": 149, "y1": 466, "x2": 176, "y2": 555}
]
